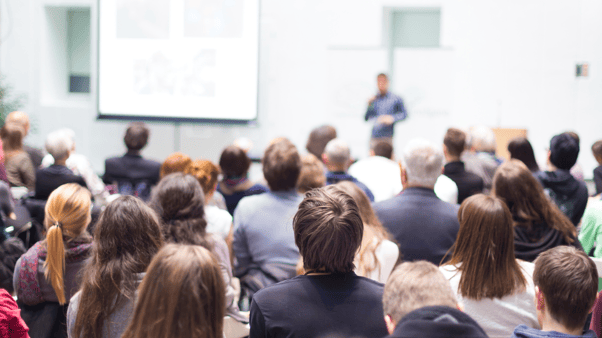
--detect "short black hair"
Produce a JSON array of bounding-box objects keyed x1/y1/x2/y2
[
  {"x1": 124, "y1": 122, "x2": 150, "y2": 151},
  {"x1": 549, "y1": 133, "x2": 579, "y2": 170}
]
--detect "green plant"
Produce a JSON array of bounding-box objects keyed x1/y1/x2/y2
[{"x1": 0, "y1": 76, "x2": 27, "y2": 125}]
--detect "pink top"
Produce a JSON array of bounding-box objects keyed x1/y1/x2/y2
[{"x1": 0, "y1": 289, "x2": 29, "y2": 338}]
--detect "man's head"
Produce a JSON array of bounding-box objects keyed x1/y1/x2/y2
[
  {"x1": 371, "y1": 141, "x2": 393, "y2": 160},
  {"x1": 443, "y1": 128, "x2": 466, "y2": 161},
  {"x1": 45, "y1": 129, "x2": 73, "y2": 162},
  {"x1": 383, "y1": 261, "x2": 458, "y2": 334},
  {"x1": 467, "y1": 126, "x2": 496, "y2": 153},
  {"x1": 262, "y1": 138, "x2": 301, "y2": 192},
  {"x1": 124, "y1": 122, "x2": 150, "y2": 152},
  {"x1": 293, "y1": 185, "x2": 363, "y2": 274},
  {"x1": 401, "y1": 139, "x2": 443, "y2": 189},
  {"x1": 5, "y1": 111, "x2": 31, "y2": 136},
  {"x1": 306, "y1": 125, "x2": 337, "y2": 161},
  {"x1": 533, "y1": 246, "x2": 598, "y2": 332},
  {"x1": 592, "y1": 140, "x2": 602, "y2": 165},
  {"x1": 548, "y1": 133, "x2": 579, "y2": 170},
  {"x1": 377, "y1": 73, "x2": 389, "y2": 95},
  {"x1": 323, "y1": 138, "x2": 352, "y2": 172}
]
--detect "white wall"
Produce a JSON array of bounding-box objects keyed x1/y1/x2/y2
[{"x1": 1, "y1": 0, "x2": 601, "y2": 177}]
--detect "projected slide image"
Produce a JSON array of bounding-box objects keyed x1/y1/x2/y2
[
  {"x1": 117, "y1": 0, "x2": 170, "y2": 39},
  {"x1": 133, "y1": 50, "x2": 216, "y2": 97},
  {"x1": 184, "y1": 0, "x2": 244, "y2": 38}
]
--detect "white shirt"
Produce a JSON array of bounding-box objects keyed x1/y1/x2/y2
[
  {"x1": 205, "y1": 205, "x2": 233, "y2": 240},
  {"x1": 439, "y1": 260, "x2": 540, "y2": 338},
  {"x1": 365, "y1": 239, "x2": 399, "y2": 283},
  {"x1": 434, "y1": 175, "x2": 458, "y2": 204},
  {"x1": 348, "y1": 156, "x2": 402, "y2": 202}
]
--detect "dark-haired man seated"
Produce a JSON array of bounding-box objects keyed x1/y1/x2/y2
[
  {"x1": 536, "y1": 133, "x2": 588, "y2": 226},
  {"x1": 511, "y1": 246, "x2": 598, "y2": 338},
  {"x1": 382, "y1": 261, "x2": 488, "y2": 338},
  {"x1": 103, "y1": 122, "x2": 161, "y2": 201},
  {"x1": 442, "y1": 128, "x2": 483, "y2": 204},
  {"x1": 249, "y1": 186, "x2": 388, "y2": 338}
]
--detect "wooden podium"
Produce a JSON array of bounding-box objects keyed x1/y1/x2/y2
[{"x1": 492, "y1": 128, "x2": 528, "y2": 160}]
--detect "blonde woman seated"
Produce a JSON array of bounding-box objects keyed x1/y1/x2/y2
[
  {"x1": 439, "y1": 194, "x2": 539, "y2": 338},
  {"x1": 121, "y1": 244, "x2": 225, "y2": 338},
  {"x1": 335, "y1": 181, "x2": 399, "y2": 283}
]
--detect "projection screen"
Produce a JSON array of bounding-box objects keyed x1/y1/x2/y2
[{"x1": 98, "y1": 0, "x2": 259, "y2": 122}]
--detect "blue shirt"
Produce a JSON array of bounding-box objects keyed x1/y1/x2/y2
[
  {"x1": 364, "y1": 91, "x2": 407, "y2": 138},
  {"x1": 512, "y1": 325, "x2": 597, "y2": 338},
  {"x1": 325, "y1": 171, "x2": 375, "y2": 202}
]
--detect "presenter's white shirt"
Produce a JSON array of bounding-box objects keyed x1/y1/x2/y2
[
  {"x1": 439, "y1": 260, "x2": 540, "y2": 338},
  {"x1": 348, "y1": 156, "x2": 402, "y2": 202}
]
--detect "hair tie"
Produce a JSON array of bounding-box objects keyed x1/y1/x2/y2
[{"x1": 54, "y1": 222, "x2": 62, "y2": 230}]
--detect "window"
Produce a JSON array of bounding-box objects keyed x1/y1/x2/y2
[
  {"x1": 67, "y1": 9, "x2": 91, "y2": 93},
  {"x1": 392, "y1": 9, "x2": 441, "y2": 48}
]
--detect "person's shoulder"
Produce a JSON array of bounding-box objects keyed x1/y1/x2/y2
[
  {"x1": 253, "y1": 275, "x2": 306, "y2": 302},
  {"x1": 249, "y1": 183, "x2": 269, "y2": 193}
]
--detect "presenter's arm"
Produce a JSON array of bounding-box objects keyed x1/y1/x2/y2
[
  {"x1": 365, "y1": 101, "x2": 377, "y2": 121},
  {"x1": 392, "y1": 97, "x2": 408, "y2": 122}
]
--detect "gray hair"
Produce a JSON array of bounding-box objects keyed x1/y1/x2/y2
[
  {"x1": 324, "y1": 138, "x2": 350, "y2": 164},
  {"x1": 45, "y1": 129, "x2": 74, "y2": 160},
  {"x1": 402, "y1": 139, "x2": 443, "y2": 187},
  {"x1": 467, "y1": 126, "x2": 496, "y2": 152}
]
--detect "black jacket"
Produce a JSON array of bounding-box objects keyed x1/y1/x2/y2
[
  {"x1": 373, "y1": 187, "x2": 460, "y2": 265},
  {"x1": 514, "y1": 221, "x2": 583, "y2": 262},
  {"x1": 594, "y1": 165, "x2": 602, "y2": 196},
  {"x1": 443, "y1": 161, "x2": 484, "y2": 204},
  {"x1": 34, "y1": 165, "x2": 87, "y2": 200},
  {"x1": 387, "y1": 306, "x2": 488, "y2": 338},
  {"x1": 103, "y1": 152, "x2": 161, "y2": 201},
  {"x1": 536, "y1": 169, "x2": 588, "y2": 226}
]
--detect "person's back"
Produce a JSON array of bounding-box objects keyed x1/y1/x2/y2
[
  {"x1": 250, "y1": 186, "x2": 388, "y2": 338},
  {"x1": 373, "y1": 139, "x2": 459, "y2": 265},
  {"x1": 103, "y1": 122, "x2": 160, "y2": 200},
  {"x1": 536, "y1": 133, "x2": 588, "y2": 225},
  {"x1": 348, "y1": 141, "x2": 402, "y2": 202},
  {"x1": 442, "y1": 128, "x2": 484, "y2": 204}
]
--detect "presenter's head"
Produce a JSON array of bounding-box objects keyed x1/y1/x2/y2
[
  {"x1": 124, "y1": 122, "x2": 150, "y2": 153},
  {"x1": 377, "y1": 73, "x2": 389, "y2": 95}
]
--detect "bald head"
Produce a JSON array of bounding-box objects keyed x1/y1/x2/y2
[{"x1": 6, "y1": 111, "x2": 30, "y2": 135}]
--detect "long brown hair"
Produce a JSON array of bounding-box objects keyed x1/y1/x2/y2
[
  {"x1": 72, "y1": 196, "x2": 164, "y2": 338},
  {"x1": 0, "y1": 123, "x2": 25, "y2": 159},
  {"x1": 149, "y1": 173, "x2": 213, "y2": 249},
  {"x1": 492, "y1": 159, "x2": 576, "y2": 243},
  {"x1": 334, "y1": 181, "x2": 393, "y2": 277},
  {"x1": 445, "y1": 194, "x2": 527, "y2": 300},
  {"x1": 121, "y1": 244, "x2": 225, "y2": 338},
  {"x1": 44, "y1": 183, "x2": 92, "y2": 304}
]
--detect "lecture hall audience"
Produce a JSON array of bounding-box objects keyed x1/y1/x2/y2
[
  {"x1": 4, "y1": 117, "x2": 602, "y2": 338},
  {"x1": 1, "y1": 123, "x2": 35, "y2": 191},
  {"x1": 5, "y1": 111, "x2": 44, "y2": 168},
  {"x1": 440, "y1": 194, "x2": 539, "y2": 337},
  {"x1": 373, "y1": 138, "x2": 460, "y2": 265}
]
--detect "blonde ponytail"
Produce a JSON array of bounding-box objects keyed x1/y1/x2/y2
[{"x1": 44, "y1": 223, "x2": 66, "y2": 304}]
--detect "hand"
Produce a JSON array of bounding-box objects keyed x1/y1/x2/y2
[
  {"x1": 377, "y1": 115, "x2": 395, "y2": 125},
  {"x1": 368, "y1": 96, "x2": 377, "y2": 105}
]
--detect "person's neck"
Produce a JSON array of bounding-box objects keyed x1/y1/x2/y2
[
  {"x1": 326, "y1": 164, "x2": 347, "y2": 173},
  {"x1": 540, "y1": 318, "x2": 583, "y2": 336},
  {"x1": 378, "y1": 90, "x2": 388, "y2": 97},
  {"x1": 406, "y1": 183, "x2": 435, "y2": 190},
  {"x1": 445, "y1": 155, "x2": 461, "y2": 163},
  {"x1": 54, "y1": 158, "x2": 68, "y2": 166},
  {"x1": 127, "y1": 150, "x2": 141, "y2": 156}
]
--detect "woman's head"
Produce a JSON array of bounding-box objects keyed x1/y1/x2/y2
[
  {"x1": 73, "y1": 196, "x2": 164, "y2": 338},
  {"x1": 492, "y1": 160, "x2": 575, "y2": 242},
  {"x1": 448, "y1": 194, "x2": 526, "y2": 300},
  {"x1": 186, "y1": 160, "x2": 220, "y2": 197},
  {"x1": 44, "y1": 183, "x2": 92, "y2": 304},
  {"x1": 219, "y1": 145, "x2": 251, "y2": 179},
  {"x1": 149, "y1": 173, "x2": 210, "y2": 247},
  {"x1": 507, "y1": 137, "x2": 540, "y2": 172},
  {"x1": 160, "y1": 152, "x2": 192, "y2": 179},
  {"x1": 297, "y1": 154, "x2": 326, "y2": 194},
  {"x1": 0, "y1": 123, "x2": 25, "y2": 156},
  {"x1": 121, "y1": 244, "x2": 225, "y2": 338}
]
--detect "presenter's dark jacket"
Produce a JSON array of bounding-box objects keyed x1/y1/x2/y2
[
  {"x1": 387, "y1": 306, "x2": 488, "y2": 338},
  {"x1": 103, "y1": 152, "x2": 161, "y2": 199},
  {"x1": 443, "y1": 161, "x2": 484, "y2": 204},
  {"x1": 373, "y1": 187, "x2": 460, "y2": 265},
  {"x1": 34, "y1": 165, "x2": 87, "y2": 200},
  {"x1": 249, "y1": 272, "x2": 388, "y2": 338},
  {"x1": 365, "y1": 92, "x2": 407, "y2": 139},
  {"x1": 535, "y1": 169, "x2": 588, "y2": 226}
]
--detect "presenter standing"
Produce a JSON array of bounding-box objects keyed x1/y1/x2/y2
[{"x1": 364, "y1": 73, "x2": 407, "y2": 145}]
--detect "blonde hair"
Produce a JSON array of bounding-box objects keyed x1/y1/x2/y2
[
  {"x1": 44, "y1": 183, "x2": 92, "y2": 304},
  {"x1": 185, "y1": 160, "x2": 220, "y2": 195}
]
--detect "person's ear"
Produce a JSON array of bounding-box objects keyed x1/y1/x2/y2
[
  {"x1": 369, "y1": 150, "x2": 375, "y2": 157},
  {"x1": 384, "y1": 315, "x2": 396, "y2": 335},
  {"x1": 535, "y1": 286, "x2": 545, "y2": 311},
  {"x1": 322, "y1": 153, "x2": 329, "y2": 164},
  {"x1": 456, "y1": 303, "x2": 464, "y2": 312}
]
